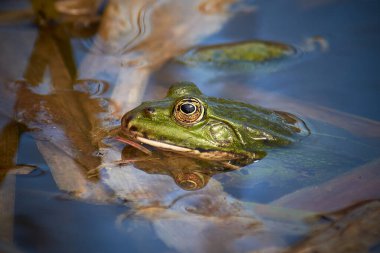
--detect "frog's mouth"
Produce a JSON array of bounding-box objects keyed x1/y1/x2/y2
[
  {"x1": 119, "y1": 127, "x2": 243, "y2": 161},
  {"x1": 120, "y1": 125, "x2": 194, "y2": 149}
]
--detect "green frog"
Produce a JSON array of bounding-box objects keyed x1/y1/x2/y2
[{"x1": 119, "y1": 82, "x2": 309, "y2": 162}]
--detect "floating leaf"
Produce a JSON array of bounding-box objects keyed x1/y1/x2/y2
[{"x1": 176, "y1": 40, "x2": 296, "y2": 69}]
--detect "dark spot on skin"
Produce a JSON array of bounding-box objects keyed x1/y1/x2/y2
[
  {"x1": 275, "y1": 111, "x2": 297, "y2": 124},
  {"x1": 144, "y1": 107, "x2": 156, "y2": 119},
  {"x1": 290, "y1": 126, "x2": 301, "y2": 133},
  {"x1": 145, "y1": 107, "x2": 155, "y2": 114},
  {"x1": 129, "y1": 126, "x2": 138, "y2": 132}
]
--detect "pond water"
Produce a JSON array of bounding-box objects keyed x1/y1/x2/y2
[{"x1": 0, "y1": 0, "x2": 380, "y2": 253}]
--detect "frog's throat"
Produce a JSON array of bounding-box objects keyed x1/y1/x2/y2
[{"x1": 131, "y1": 135, "x2": 243, "y2": 160}]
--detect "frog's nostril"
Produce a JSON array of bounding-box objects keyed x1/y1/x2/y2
[
  {"x1": 129, "y1": 126, "x2": 138, "y2": 132},
  {"x1": 122, "y1": 115, "x2": 134, "y2": 129}
]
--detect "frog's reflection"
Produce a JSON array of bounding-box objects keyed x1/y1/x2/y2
[{"x1": 121, "y1": 145, "x2": 259, "y2": 191}]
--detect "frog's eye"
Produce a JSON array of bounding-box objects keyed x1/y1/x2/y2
[{"x1": 173, "y1": 97, "x2": 205, "y2": 125}]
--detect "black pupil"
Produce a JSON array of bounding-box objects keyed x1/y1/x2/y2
[{"x1": 180, "y1": 103, "x2": 196, "y2": 114}]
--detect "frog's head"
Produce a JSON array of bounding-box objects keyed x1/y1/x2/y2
[{"x1": 120, "y1": 82, "x2": 309, "y2": 160}]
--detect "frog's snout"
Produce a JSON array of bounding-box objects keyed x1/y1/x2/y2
[
  {"x1": 121, "y1": 113, "x2": 135, "y2": 130},
  {"x1": 121, "y1": 106, "x2": 156, "y2": 135},
  {"x1": 121, "y1": 112, "x2": 141, "y2": 135}
]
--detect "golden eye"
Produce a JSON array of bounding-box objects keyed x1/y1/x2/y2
[{"x1": 173, "y1": 97, "x2": 205, "y2": 125}]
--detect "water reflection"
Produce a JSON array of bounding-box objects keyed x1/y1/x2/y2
[
  {"x1": 95, "y1": 143, "x2": 314, "y2": 252},
  {"x1": 30, "y1": 0, "x2": 102, "y2": 26},
  {"x1": 120, "y1": 146, "x2": 255, "y2": 191},
  {"x1": 95, "y1": 0, "x2": 157, "y2": 53}
]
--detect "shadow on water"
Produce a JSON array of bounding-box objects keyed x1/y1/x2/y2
[{"x1": 0, "y1": 0, "x2": 380, "y2": 252}]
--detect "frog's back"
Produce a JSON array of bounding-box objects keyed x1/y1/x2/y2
[{"x1": 205, "y1": 96, "x2": 310, "y2": 149}]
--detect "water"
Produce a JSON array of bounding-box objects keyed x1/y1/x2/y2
[{"x1": 1, "y1": 0, "x2": 380, "y2": 252}]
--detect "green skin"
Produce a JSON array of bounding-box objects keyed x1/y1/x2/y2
[
  {"x1": 177, "y1": 40, "x2": 295, "y2": 64},
  {"x1": 120, "y1": 82, "x2": 308, "y2": 161}
]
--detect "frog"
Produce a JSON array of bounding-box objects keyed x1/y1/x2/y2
[{"x1": 119, "y1": 82, "x2": 309, "y2": 162}]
